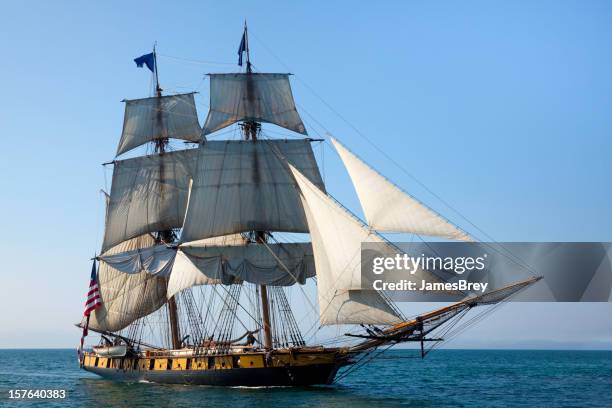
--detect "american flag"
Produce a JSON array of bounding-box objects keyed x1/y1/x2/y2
[
  {"x1": 79, "y1": 259, "x2": 101, "y2": 357},
  {"x1": 84, "y1": 259, "x2": 102, "y2": 317}
]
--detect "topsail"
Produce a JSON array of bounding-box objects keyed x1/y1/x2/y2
[
  {"x1": 102, "y1": 148, "x2": 197, "y2": 252},
  {"x1": 180, "y1": 139, "x2": 324, "y2": 243}
]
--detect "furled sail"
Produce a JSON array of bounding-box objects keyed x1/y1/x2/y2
[
  {"x1": 288, "y1": 164, "x2": 406, "y2": 326},
  {"x1": 102, "y1": 148, "x2": 197, "y2": 252},
  {"x1": 167, "y1": 242, "x2": 316, "y2": 299},
  {"x1": 330, "y1": 137, "x2": 472, "y2": 241},
  {"x1": 88, "y1": 234, "x2": 168, "y2": 332},
  {"x1": 98, "y1": 244, "x2": 176, "y2": 277},
  {"x1": 180, "y1": 139, "x2": 324, "y2": 242},
  {"x1": 116, "y1": 93, "x2": 202, "y2": 156},
  {"x1": 202, "y1": 73, "x2": 307, "y2": 136}
]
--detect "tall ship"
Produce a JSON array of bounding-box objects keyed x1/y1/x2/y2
[{"x1": 78, "y1": 25, "x2": 540, "y2": 386}]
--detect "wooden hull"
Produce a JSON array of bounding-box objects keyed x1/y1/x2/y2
[
  {"x1": 80, "y1": 349, "x2": 350, "y2": 386},
  {"x1": 84, "y1": 363, "x2": 341, "y2": 386}
]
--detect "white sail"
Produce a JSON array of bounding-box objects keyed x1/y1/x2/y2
[
  {"x1": 166, "y1": 250, "x2": 223, "y2": 299},
  {"x1": 202, "y1": 74, "x2": 307, "y2": 136},
  {"x1": 167, "y1": 243, "x2": 316, "y2": 299},
  {"x1": 331, "y1": 137, "x2": 472, "y2": 241},
  {"x1": 288, "y1": 164, "x2": 404, "y2": 326},
  {"x1": 185, "y1": 233, "x2": 248, "y2": 247},
  {"x1": 88, "y1": 235, "x2": 168, "y2": 333},
  {"x1": 116, "y1": 93, "x2": 202, "y2": 156},
  {"x1": 102, "y1": 149, "x2": 197, "y2": 252},
  {"x1": 180, "y1": 140, "x2": 324, "y2": 243},
  {"x1": 99, "y1": 244, "x2": 176, "y2": 277}
]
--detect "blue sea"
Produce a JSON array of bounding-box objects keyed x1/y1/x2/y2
[{"x1": 0, "y1": 349, "x2": 610, "y2": 407}]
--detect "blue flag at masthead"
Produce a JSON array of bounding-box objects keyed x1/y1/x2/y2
[
  {"x1": 238, "y1": 29, "x2": 247, "y2": 66},
  {"x1": 134, "y1": 52, "x2": 156, "y2": 73}
]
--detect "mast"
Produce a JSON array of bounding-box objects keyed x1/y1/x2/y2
[
  {"x1": 151, "y1": 45, "x2": 181, "y2": 349},
  {"x1": 239, "y1": 22, "x2": 273, "y2": 349},
  {"x1": 241, "y1": 22, "x2": 260, "y2": 141}
]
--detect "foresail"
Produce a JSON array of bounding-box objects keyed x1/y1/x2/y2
[
  {"x1": 330, "y1": 137, "x2": 472, "y2": 241},
  {"x1": 117, "y1": 93, "x2": 202, "y2": 156},
  {"x1": 88, "y1": 235, "x2": 168, "y2": 333},
  {"x1": 180, "y1": 140, "x2": 324, "y2": 242},
  {"x1": 288, "y1": 164, "x2": 406, "y2": 326},
  {"x1": 202, "y1": 74, "x2": 307, "y2": 136},
  {"x1": 320, "y1": 290, "x2": 404, "y2": 326},
  {"x1": 102, "y1": 148, "x2": 197, "y2": 252},
  {"x1": 167, "y1": 242, "x2": 316, "y2": 299}
]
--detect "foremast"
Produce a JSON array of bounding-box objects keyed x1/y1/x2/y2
[{"x1": 150, "y1": 45, "x2": 181, "y2": 350}]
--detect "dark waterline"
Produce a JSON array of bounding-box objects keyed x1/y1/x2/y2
[{"x1": 0, "y1": 349, "x2": 610, "y2": 407}]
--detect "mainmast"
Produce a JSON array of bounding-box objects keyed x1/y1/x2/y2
[
  {"x1": 239, "y1": 22, "x2": 273, "y2": 350},
  {"x1": 151, "y1": 45, "x2": 181, "y2": 350}
]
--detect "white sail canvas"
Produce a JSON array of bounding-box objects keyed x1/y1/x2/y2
[
  {"x1": 102, "y1": 149, "x2": 197, "y2": 252},
  {"x1": 202, "y1": 74, "x2": 307, "y2": 136},
  {"x1": 331, "y1": 137, "x2": 472, "y2": 241},
  {"x1": 288, "y1": 164, "x2": 404, "y2": 326},
  {"x1": 180, "y1": 140, "x2": 324, "y2": 243},
  {"x1": 167, "y1": 243, "x2": 315, "y2": 298},
  {"x1": 117, "y1": 93, "x2": 202, "y2": 156},
  {"x1": 88, "y1": 235, "x2": 168, "y2": 333}
]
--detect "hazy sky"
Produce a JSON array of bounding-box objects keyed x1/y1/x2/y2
[{"x1": 1, "y1": 0, "x2": 611, "y2": 348}]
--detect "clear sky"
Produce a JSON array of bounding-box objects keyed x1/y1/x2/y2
[{"x1": 1, "y1": 0, "x2": 611, "y2": 348}]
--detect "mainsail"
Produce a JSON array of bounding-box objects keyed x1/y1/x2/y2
[
  {"x1": 116, "y1": 93, "x2": 202, "y2": 156},
  {"x1": 89, "y1": 235, "x2": 168, "y2": 332},
  {"x1": 102, "y1": 148, "x2": 197, "y2": 252},
  {"x1": 202, "y1": 73, "x2": 307, "y2": 136},
  {"x1": 331, "y1": 137, "x2": 472, "y2": 241},
  {"x1": 180, "y1": 139, "x2": 324, "y2": 243}
]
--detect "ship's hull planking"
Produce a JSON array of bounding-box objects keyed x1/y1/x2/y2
[{"x1": 81, "y1": 349, "x2": 349, "y2": 386}]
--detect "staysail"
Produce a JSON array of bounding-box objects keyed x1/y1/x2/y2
[
  {"x1": 102, "y1": 148, "x2": 197, "y2": 252},
  {"x1": 116, "y1": 93, "x2": 202, "y2": 156},
  {"x1": 88, "y1": 235, "x2": 168, "y2": 333},
  {"x1": 201, "y1": 73, "x2": 307, "y2": 136},
  {"x1": 330, "y1": 137, "x2": 472, "y2": 241},
  {"x1": 289, "y1": 164, "x2": 410, "y2": 326},
  {"x1": 167, "y1": 242, "x2": 316, "y2": 299},
  {"x1": 180, "y1": 139, "x2": 324, "y2": 243}
]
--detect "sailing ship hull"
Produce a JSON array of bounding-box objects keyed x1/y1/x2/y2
[
  {"x1": 80, "y1": 350, "x2": 350, "y2": 386},
  {"x1": 83, "y1": 363, "x2": 341, "y2": 386}
]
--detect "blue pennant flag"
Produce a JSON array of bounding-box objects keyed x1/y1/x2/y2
[
  {"x1": 134, "y1": 52, "x2": 156, "y2": 73},
  {"x1": 238, "y1": 31, "x2": 247, "y2": 66}
]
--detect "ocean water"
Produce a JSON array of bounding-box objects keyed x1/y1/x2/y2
[{"x1": 0, "y1": 349, "x2": 610, "y2": 407}]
